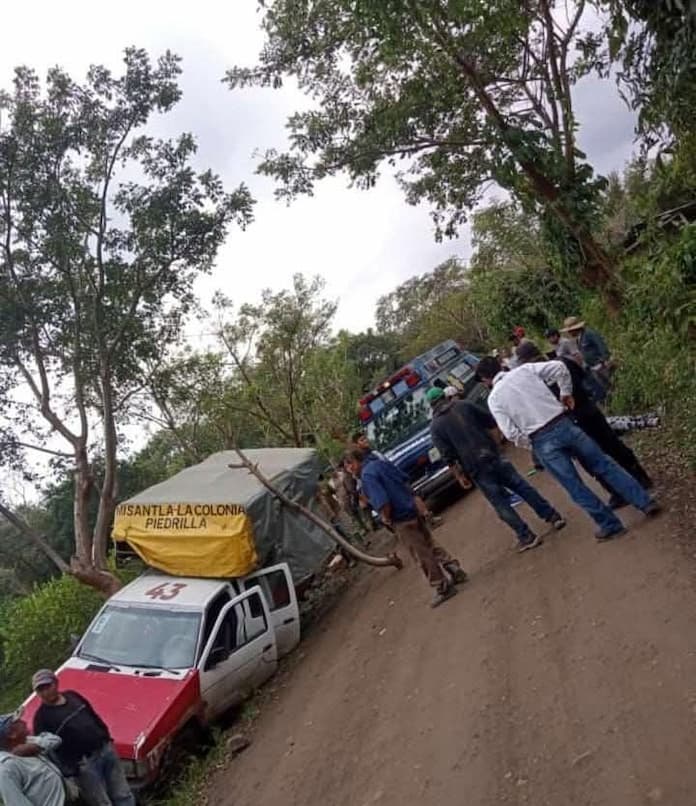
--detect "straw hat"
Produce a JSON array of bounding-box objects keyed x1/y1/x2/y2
[{"x1": 560, "y1": 315, "x2": 585, "y2": 333}]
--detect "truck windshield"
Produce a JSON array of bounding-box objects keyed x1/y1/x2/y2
[
  {"x1": 366, "y1": 388, "x2": 430, "y2": 451},
  {"x1": 79, "y1": 605, "x2": 201, "y2": 670}
]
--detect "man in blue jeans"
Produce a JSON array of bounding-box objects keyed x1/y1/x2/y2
[
  {"x1": 428, "y1": 386, "x2": 566, "y2": 552},
  {"x1": 32, "y1": 669, "x2": 135, "y2": 806},
  {"x1": 478, "y1": 356, "x2": 661, "y2": 541}
]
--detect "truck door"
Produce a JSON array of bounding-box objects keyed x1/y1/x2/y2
[
  {"x1": 241, "y1": 563, "x2": 300, "y2": 658},
  {"x1": 198, "y1": 587, "x2": 277, "y2": 721}
]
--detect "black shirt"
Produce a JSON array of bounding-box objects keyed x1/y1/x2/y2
[
  {"x1": 33, "y1": 690, "x2": 111, "y2": 770},
  {"x1": 430, "y1": 400, "x2": 500, "y2": 476}
]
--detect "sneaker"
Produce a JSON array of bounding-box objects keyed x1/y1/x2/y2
[
  {"x1": 608, "y1": 494, "x2": 629, "y2": 510},
  {"x1": 517, "y1": 534, "x2": 544, "y2": 553},
  {"x1": 431, "y1": 584, "x2": 458, "y2": 608},
  {"x1": 643, "y1": 501, "x2": 662, "y2": 517},
  {"x1": 595, "y1": 524, "x2": 628, "y2": 542},
  {"x1": 549, "y1": 514, "x2": 566, "y2": 531}
]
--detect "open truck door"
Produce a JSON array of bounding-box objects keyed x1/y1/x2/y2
[
  {"x1": 198, "y1": 587, "x2": 277, "y2": 720},
  {"x1": 241, "y1": 562, "x2": 300, "y2": 658}
]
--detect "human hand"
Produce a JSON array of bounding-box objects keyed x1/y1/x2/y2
[{"x1": 561, "y1": 394, "x2": 575, "y2": 411}]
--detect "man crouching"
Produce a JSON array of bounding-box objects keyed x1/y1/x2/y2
[{"x1": 343, "y1": 448, "x2": 466, "y2": 608}]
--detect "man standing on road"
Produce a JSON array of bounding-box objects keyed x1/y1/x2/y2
[
  {"x1": 344, "y1": 448, "x2": 465, "y2": 607},
  {"x1": 516, "y1": 341, "x2": 653, "y2": 508},
  {"x1": 561, "y1": 316, "x2": 614, "y2": 401},
  {"x1": 0, "y1": 713, "x2": 65, "y2": 805},
  {"x1": 428, "y1": 386, "x2": 566, "y2": 552},
  {"x1": 32, "y1": 669, "x2": 135, "y2": 806},
  {"x1": 351, "y1": 432, "x2": 444, "y2": 528},
  {"x1": 476, "y1": 356, "x2": 661, "y2": 542}
]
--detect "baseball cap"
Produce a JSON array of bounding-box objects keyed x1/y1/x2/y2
[
  {"x1": 31, "y1": 669, "x2": 57, "y2": 691},
  {"x1": 426, "y1": 387, "x2": 445, "y2": 404},
  {"x1": 0, "y1": 713, "x2": 18, "y2": 742},
  {"x1": 516, "y1": 341, "x2": 543, "y2": 363}
]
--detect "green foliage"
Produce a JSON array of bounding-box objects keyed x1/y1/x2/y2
[
  {"x1": 0, "y1": 48, "x2": 253, "y2": 574},
  {"x1": 467, "y1": 199, "x2": 582, "y2": 342},
  {"x1": 229, "y1": 0, "x2": 614, "y2": 288},
  {"x1": 608, "y1": 0, "x2": 696, "y2": 145},
  {"x1": 0, "y1": 565, "x2": 138, "y2": 711},
  {"x1": 584, "y1": 224, "x2": 696, "y2": 466},
  {"x1": 375, "y1": 258, "x2": 489, "y2": 357}
]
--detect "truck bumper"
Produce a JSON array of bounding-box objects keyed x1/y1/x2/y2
[{"x1": 411, "y1": 466, "x2": 461, "y2": 500}]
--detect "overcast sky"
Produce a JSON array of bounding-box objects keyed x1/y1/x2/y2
[{"x1": 1, "y1": 0, "x2": 639, "y2": 337}]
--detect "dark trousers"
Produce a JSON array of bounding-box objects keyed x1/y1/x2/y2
[
  {"x1": 472, "y1": 458, "x2": 558, "y2": 543},
  {"x1": 575, "y1": 407, "x2": 652, "y2": 489}
]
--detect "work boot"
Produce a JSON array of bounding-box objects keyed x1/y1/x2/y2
[
  {"x1": 431, "y1": 583, "x2": 458, "y2": 608},
  {"x1": 426, "y1": 512, "x2": 444, "y2": 529},
  {"x1": 444, "y1": 562, "x2": 468, "y2": 585}
]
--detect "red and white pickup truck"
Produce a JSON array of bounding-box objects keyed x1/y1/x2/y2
[{"x1": 22, "y1": 562, "x2": 300, "y2": 790}]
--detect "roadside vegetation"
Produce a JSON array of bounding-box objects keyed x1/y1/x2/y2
[{"x1": 0, "y1": 2, "x2": 694, "y2": 803}]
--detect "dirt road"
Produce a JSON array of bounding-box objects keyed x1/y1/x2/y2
[{"x1": 208, "y1": 449, "x2": 696, "y2": 806}]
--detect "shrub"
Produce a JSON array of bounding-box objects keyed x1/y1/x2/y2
[
  {"x1": 583, "y1": 225, "x2": 696, "y2": 467},
  {"x1": 0, "y1": 565, "x2": 140, "y2": 712}
]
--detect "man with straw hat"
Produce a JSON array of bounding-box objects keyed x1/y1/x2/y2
[{"x1": 561, "y1": 316, "x2": 614, "y2": 400}]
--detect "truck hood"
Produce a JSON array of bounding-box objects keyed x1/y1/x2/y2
[
  {"x1": 384, "y1": 425, "x2": 432, "y2": 468},
  {"x1": 22, "y1": 664, "x2": 201, "y2": 760}
]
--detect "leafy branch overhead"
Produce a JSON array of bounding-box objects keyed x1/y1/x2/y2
[
  {"x1": 0, "y1": 47, "x2": 253, "y2": 591},
  {"x1": 227, "y1": 0, "x2": 619, "y2": 297}
]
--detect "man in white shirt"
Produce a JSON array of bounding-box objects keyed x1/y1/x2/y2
[
  {"x1": 475, "y1": 356, "x2": 661, "y2": 541},
  {"x1": 0, "y1": 713, "x2": 65, "y2": 805}
]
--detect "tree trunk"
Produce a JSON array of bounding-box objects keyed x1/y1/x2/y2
[
  {"x1": 0, "y1": 501, "x2": 71, "y2": 574},
  {"x1": 92, "y1": 372, "x2": 119, "y2": 569},
  {"x1": 70, "y1": 556, "x2": 122, "y2": 596}
]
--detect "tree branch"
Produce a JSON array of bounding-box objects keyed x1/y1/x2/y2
[
  {"x1": 228, "y1": 447, "x2": 403, "y2": 569},
  {"x1": 0, "y1": 500, "x2": 71, "y2": 575}
]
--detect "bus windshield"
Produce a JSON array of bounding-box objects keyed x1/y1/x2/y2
[{"x1": 366, "y1": 387, "x2": 430, "y2": 451}]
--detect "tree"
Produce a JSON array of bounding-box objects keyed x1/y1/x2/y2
[
  {"x1": 217, "y1": 274, "x2": 338, "y2": 447},
  {"x1": 375, "y1": 258, "x2": 488, "y2": 356},
  {"x1": 340, "y1": 328, "x2": 403, "y2": 391},
  {"x1": 0, "y1": 49, "x2": 253, "y2": 592},
  {"x1": 605, "y1": 0, "x2": 696, "y2": 146},
  {"x1": 468, "y1": 199, "x2": 581, "y2": 338},
  {"x1": 227, "y1": 0, "x2": 617, "y2": 299}
]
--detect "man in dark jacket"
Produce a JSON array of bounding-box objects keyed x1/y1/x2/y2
[
  {"x1": 427, "y1": 386, "x2": 566, "y2": 551},
  {"x1": 32, "y1": 669, "x2": 134, "y2": 806},
  {"x1": 344, "y1": 448, "x2": 465, "y2": 608},
  {"x1": 516, "y1": 341, "x2": 652, "y2": 507}
]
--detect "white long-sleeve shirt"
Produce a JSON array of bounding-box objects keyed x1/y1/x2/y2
[{"x1": 487, "y1": 361, "x2": 573, "y2": 448}]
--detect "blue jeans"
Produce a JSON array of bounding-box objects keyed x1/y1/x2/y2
[
  {"x1": 473, "y1": 458, "x2": 559, "y2": 543},
  {"x1": 532, "y1": 416, "x2": 652, "y2": 532},
  {"x1": 78, "y1": 743, "x2": 135, "y2": 806}
]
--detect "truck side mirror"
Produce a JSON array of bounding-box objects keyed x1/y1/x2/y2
[{"x1": 69, "y1": 633, "x2": 80, "y2": 652}]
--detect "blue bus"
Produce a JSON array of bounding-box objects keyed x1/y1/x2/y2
[{"x1": 357, "y1": 340, "x2": 487, "y2": 501}]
